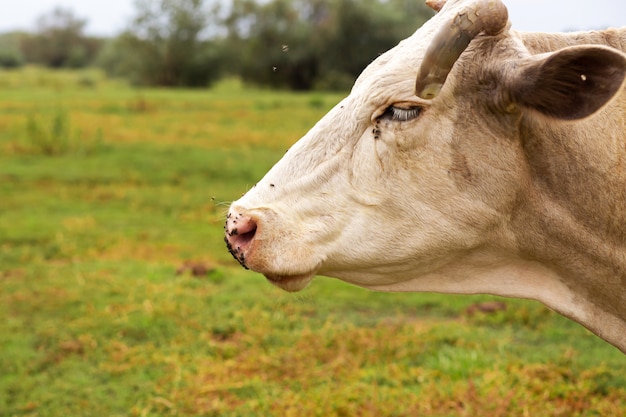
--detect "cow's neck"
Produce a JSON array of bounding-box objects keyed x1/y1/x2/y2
[
  {"x1": 510, "y1": 183, "x2": 626, "y2": 352},
  {"x1": 509, "y1": 99, "x2": 626, "y2": 353},
  {"x1": 519, "y1": 28, "x2": 626, "y2": 54}
]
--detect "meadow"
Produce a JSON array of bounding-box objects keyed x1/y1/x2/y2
[{"x1": 0, "y1": 67, "x2": 624, "y2": 417}]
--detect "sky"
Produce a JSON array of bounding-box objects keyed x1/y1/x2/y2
[{"x1": 0, "y1": 0, "x2": 625, "y2": 36}]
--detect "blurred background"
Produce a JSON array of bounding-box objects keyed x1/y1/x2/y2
[
  {"x1": 1, "y1": 0, "x2": 625, "y2": 90},
  {"x1": 1, "y1": 1, "x2": 625, "y2": 416},
  {"x1": 0, "y1": 0, "x2": 438, "y2": 91}
]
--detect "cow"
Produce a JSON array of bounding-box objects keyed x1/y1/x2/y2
[{"x1": 225, "y1": 0, "x2": 626, "y2": 354}]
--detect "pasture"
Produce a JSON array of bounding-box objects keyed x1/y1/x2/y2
[{"x1": 0, "y1": 67, "x2": 624, "y2": 416}]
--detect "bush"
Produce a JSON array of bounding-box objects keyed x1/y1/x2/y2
[
  {"x1": 23, "y1": 110, "x2": 104, "y2": 156},
  {"x1": 0, "y1": 32, "x2": 24, "y2": 68},
  {"x1": 0, "y1": 50, "x2": 23, "y2": 68}
]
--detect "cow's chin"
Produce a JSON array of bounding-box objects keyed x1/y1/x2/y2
[{"x1": 264, "y1": 272, "x2": 315, "y2": 292}]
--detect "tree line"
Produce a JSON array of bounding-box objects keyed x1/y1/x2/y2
[{"x1": 0, "y1": 0, "x2": 433, "y2": 90}]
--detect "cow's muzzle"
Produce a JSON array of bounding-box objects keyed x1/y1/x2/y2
[{"x1": 224, "y1": 208, "x2": 318, "y2": 292}]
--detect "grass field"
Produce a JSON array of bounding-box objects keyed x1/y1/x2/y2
[{"x1": 1, "y1": 67, "x2": 625, "y2": 417}]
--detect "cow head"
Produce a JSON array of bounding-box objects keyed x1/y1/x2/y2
[{"x1": 225, "y1": 0, "x2": 626, "y2": 294}]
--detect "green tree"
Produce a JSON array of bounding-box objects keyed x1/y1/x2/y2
[
  {"x1": 20, "y1": 7, "x2": 101, "y2": 68},
  {"x1": 223, "y1": 0, "x2": 433, "y2": 91},
  {"x1": 97, "y1": 0, "x2": 434, "y2": 89},
  {"x1": 223, "y1": 0, "x2": 318, "y2": 90},
  {"x1": 101, "y1": 0, "x2": 222, "y2": 87}
]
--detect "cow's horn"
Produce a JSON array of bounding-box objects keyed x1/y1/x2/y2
[
  {"x1": 425, "y1": 0, "x2": 446, "y2": 12},
  {"x1": 415, "y1": 0, "x2": 508, "y2": 99}
]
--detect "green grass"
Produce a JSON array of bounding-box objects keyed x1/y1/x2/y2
[{"x1": 0, "y1": 68, "x2": 624, "y2": 416}]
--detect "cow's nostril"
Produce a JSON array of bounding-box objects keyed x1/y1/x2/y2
[{"x1": 236, "y1": 221, "x2": 257, "y2": 248}]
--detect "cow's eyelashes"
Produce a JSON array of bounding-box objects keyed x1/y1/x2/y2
[{"x1": 379, "y1": 105, "x2": 422, "y2": 122}]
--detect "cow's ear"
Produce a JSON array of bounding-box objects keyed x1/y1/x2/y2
[{"x1": 507, "y1": 45, "x2": 626, "y2": 120}]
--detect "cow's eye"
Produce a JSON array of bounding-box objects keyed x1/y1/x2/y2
[{"x1": 379, "y1": 105, "x2": 422, "y2": 122}]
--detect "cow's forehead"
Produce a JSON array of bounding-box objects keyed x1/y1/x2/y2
[
  {"x1": 350, "y1": 2, "x2": 475, "y2": 107},
  {"x1": 352, "y1": 21, "x2": 438, "y2": 103}
]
